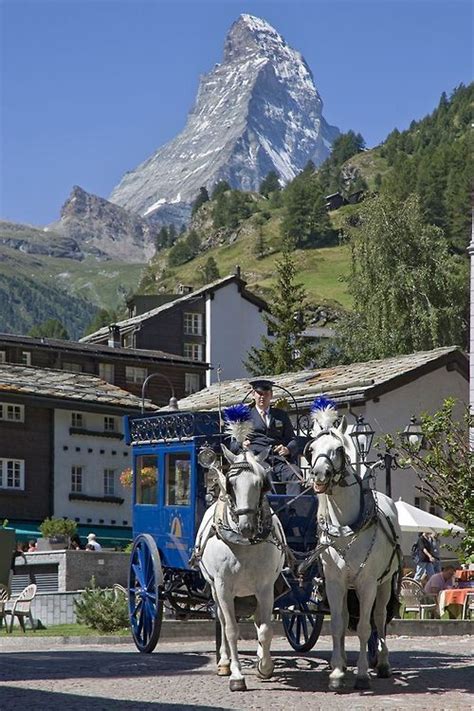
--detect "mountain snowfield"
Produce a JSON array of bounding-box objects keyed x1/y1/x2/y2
[{"x1": 109, "y1": 13, "x2": 339, "y2": 224}]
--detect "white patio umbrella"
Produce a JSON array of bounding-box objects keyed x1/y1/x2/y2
[{"x1": 395, "y1": 499, "x2": 464, "y2": 533}]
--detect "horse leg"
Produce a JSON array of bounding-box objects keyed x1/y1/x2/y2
[
  {"x1": 326, "y1": 578, "x2": 347, "y2": 690},
  {"x1": 340, "y1": 589, "x2": 349, "y2": 671},
  {"x1": 215, "y1": 592, "x2": 231, "y2": 677},
  {"x1": 372, "y1": 578, "x2": 392, "y2": 678},
  {"x1": 254, "y1": 584, "x2": 275, "y2": 680},
  {"x1": 213, "y1": 583, "x2": 246, "y2": 691},
  {"x1": 354, "y1": 583, "x2": 377, "y2": 690}
]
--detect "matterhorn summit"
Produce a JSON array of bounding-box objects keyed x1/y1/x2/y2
[{"x1": 110, "y1": 14, "x2": 339, "y2": 223}]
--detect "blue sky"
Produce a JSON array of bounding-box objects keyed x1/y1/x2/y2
[{"x1": 1, "y1": 0, "x2": 472, "y2": 226}]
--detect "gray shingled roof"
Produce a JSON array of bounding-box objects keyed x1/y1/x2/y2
[
  {"x1": 0, "y1": 332, "x2": 199, "y2": 366},
  {"x1": 80, "y1": 274, "x2": 268, "y2": 342},
  {"x1": 0, "y1": 363, "x2": 156, "y2": 411},
  {"x1": 176, "y1": 347, "x2": 467, "y2": 412}
]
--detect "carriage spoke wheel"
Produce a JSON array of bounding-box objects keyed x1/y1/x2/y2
[
  {"x1": 128, "y1": 533, "x2": 163, "y2": 653},
  {"x1": 281, "y1": 601, "x2": 324, "y2": 652}
]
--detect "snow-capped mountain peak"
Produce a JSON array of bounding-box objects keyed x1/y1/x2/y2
[{"x1": 109, "y1": 15, "x2": 339, "y2": 224}]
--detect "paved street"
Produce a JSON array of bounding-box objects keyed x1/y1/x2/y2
[{"x1": 0, "y1": 634, "x2": 472, "y2": 710}]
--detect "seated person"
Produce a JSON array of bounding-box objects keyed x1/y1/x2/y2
[
  {"x1": 229, "y1": 379, "x2": 303, "y2": 494},
  {"x1": 424, "y1": 566, "x2": 455, "y2": 595}
]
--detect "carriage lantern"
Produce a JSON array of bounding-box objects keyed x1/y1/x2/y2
[
  {"x1": 400, "y1": 415, "x2": 424, "y2": 451},
  {"x1": 349, "y1": 415, "x2": 375, "y2": 462}
]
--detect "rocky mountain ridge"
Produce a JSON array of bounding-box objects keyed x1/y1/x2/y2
[{"x1": 109, "y1": 13, "x2": 339, "y2": 224}]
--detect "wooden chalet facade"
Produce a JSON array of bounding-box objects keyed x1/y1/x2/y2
[{"x1": 0, "y1": 333, "x2": 208, "y2": 405}]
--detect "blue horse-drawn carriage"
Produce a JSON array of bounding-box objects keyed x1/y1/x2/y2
[{"x1": 124, "y1": 408, "x2": 326, "y2": 655}]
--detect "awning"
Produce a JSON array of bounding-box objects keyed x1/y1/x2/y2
[
  {"x1": 395, "y1": 500, "x2": 465, "y2": 533},
  {"x1": 8, "y1": 520, "x2": 133, "y2": 548}
]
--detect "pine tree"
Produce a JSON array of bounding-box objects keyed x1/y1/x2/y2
[
  {"x1": 282, "y1": 171, "x2": 333, "y2": 248},
  {"x1": 155, "y1": 226, "x2": 169, "y2": 251},
  {"x1": 200, "y1": 256, "x2": 220, "y2": 284},
  {"x1": 191, "y1": 187, "x2": 210, "y2": 216},
  {"x1": 186, "y1": 229, "x2": 201, "y2": 257},
  {"x1": 168, "y1": 240, "x2": 193, "y2": 267},
  {"x1": 29, "y1": 318, "x2": 70, "y2": 340},
  {"x1": 167, "y1": 224, "x2": 177, "y2": 246},
  {"x1": 245, "y1": 245, "x2": 314, "y2": 375},
  {"x1": 252, "y1": 214, "x2": 267, "y2": 258},
  {"x1": 259, "y1": 171, "x2": 281, "y2": 197},
  {"x1": 211, "y1": 181, "x2": 231, "y2": 200}
]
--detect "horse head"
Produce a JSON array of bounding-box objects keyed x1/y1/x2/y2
[
  {"x1": 304, "y1": 416, "x2": 351, "y2": 494},
  {"x1": 218, "y1": 444, "x2": 272, "y2": 538}
]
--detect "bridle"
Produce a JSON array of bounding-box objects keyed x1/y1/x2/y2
[
  {"x1": 304, "y1": 428, "x2": 349, "y2": 492},
  {"x1": 223, "y1": 460, "x2": 271, "y2": 519}
]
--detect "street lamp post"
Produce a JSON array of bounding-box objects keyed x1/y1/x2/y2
[
  {"x1": 349, "y1": 414, "x2": 423, "y2": 497},
  {"x1": 141, "y1": 372, "x2": 179, "y2": 414}
]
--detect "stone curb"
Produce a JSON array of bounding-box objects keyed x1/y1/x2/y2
[{"x1": 0, "y1": 618, "x2": 471, "y2": 648}]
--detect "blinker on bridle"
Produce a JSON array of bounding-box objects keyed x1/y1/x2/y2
[
  {"x1": 225, "y1": 460, "x2": 269, "y2": 517},
  {"x1": 306, "y1": 429, "x2": 347, "y2": 485}
]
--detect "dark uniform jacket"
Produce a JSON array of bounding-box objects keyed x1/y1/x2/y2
[{"x1": 229, "y1": 407, "x2": 298, "y2": 458}]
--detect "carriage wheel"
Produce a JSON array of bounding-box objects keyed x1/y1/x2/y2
[
  {"x1": 281, "y1": 601, "x2": 324, "y2": 652},
  {"x1": 128, "y1": 533, "x2": 163, "y2": 653}
]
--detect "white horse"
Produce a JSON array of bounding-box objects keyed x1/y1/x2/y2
[
  {"x1": 194, "y1": 444, "x2": 286, "y2": 691},
  {"x1": 305, "y1": 415, "x2": 402, "y2": 690}
]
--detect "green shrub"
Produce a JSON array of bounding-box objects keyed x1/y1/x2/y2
[
  {"x1": 74, "y1": 577, "x2": 129, "y2": 633},
  {"x1": 39, "y1": 517, "x2": 77, "y2": 538}
]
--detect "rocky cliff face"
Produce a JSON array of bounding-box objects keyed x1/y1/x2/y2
[
  {"x1": 109, "y1": 13, "x2": 339, "y2": 223},
  {"x1": 52, "y1": 186, "x2": 158, "y2": 261}
]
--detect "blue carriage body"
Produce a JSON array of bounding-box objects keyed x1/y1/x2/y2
[{"x1": 124, "y1": 410, "x2": 222, "y2": 570}]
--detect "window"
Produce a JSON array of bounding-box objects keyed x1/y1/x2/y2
[
  {"x1": 71, "y1": 466, "x2": 83, "y2": 493},
  {"x1": 71, "y1": 412, "x2": 84, "y2": 428},
  {"x1": 184, "y1": 343, "x2": 203, "y2": 361},
  {"x1": 135, "y1": 455, "x2": 158, "y2": 505},
  {"x1": 184, "y1": 312, "x2": 203, "y2": 336},
  {"x1": 99, "y1": 362, "x2": 115, "y2": 383},
  {"x1": 104, "y1": 468, "x2": 115, "y2": 496},
  {"x1": 185, "y1": 373, "x2": 201, "y2": 395},
  {"x1": 125, "y1": 366, "x2": 147, "y2": 384},
  {"x1": 0, "y1": 351, "x2": 6, "y2": 364},
  {"x1": 0, "y1": 403, "x2": 24, "y2": 422},
  {"x1": 63, "y1": 362, "x2": 82, "y2": 373},
  {"x1": 104, "y1": 416, "x2": 116, "y2": 432},
  {"x1": 21, "y1": 351, "x2": 31, "y2": 366},
  {"x1": 165, "y1": 453, "x2": 191, "y2": 506},
  {"x1": 0, "y1": 459, "x2": 24, "y2": 490}
]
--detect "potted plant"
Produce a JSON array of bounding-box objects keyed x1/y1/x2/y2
[{"x1": 39, "y1": 517, "x2": 77, "y2": 551}]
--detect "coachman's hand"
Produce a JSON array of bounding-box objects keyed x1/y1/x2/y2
[
  {"x1": 242, "y1": 439, "x2": 251, "y2": 449},
  {"x1": 274, "y1": 444, "x2": 290, "y2": 458}
]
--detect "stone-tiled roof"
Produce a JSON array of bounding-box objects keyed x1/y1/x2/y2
[
  {"x1": 0, "y1": 332, "x2": 200, "y2": 366},
  {"x1": 177, "y1": 347, "x2": 467, "y2": 411},
  {"x1": 80, "y1": 274, "x2": 268, "y2": 342},
  {"x1": 0, "y1": 363, "x2": 156, "y2": 411}
]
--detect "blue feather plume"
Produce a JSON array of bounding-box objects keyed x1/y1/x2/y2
[
  {"x1": 224, "y1": 404, "x2": 252, "y2": 422},
  {"x1": 223, "y1": 404, "x2": 253, "y2": 443},
  {"x1": 310, "y1": 396, "x2": 337, "y2": 413}
]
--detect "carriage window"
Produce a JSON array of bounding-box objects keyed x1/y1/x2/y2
[
  {"x1": 135, "y1": 455, "x2": 158, "y2": 505},
  {"x1": 165, "y1": 454, "x2": 191, "y2": 506}
]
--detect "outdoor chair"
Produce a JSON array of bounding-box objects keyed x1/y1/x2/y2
[
  {"x1": 4, "y1": 583, "x2": 37, "y2": 633},
  {"x1": 400, "y1": 577, "x2": 438, "y2": 619},
  {"x1": 462, "y1": 593, "x2": 474, "y2": 620},
  {"x1": 0, "y1": 584, "x2": 10, "y2": 629}
]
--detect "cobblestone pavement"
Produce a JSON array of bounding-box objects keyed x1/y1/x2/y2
[{"x1": 0, "y1": 635, "x2": 472, "y2": 710}]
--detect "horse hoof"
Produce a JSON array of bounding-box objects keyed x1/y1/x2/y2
[
  {"x1": 377, "y1": 665, "x2": 391, "y2": 679},
  {"x1": 229, "y1": 678, "x2": 247, "y2": 692},
  {"x1": 257, "y1": 659, "x2": 274, "y2": 679},
  {"x1": 329, "y1": 678, "x2": 343, "y2": 691},
  {"x1": 354, "y1": 677, "x2": 371, "y2": 690},
  {"x1": 217, "y1": 664, "x2": 231, "y2": 676}
]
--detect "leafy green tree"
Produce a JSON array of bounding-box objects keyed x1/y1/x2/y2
[
  {"x1": 397, "y1": 399, "x2": 473, "y2": 562},
  {"x1": 211, "y1": 180, "x2": 231, "y2": 200},
  {"x1": 338, "y1": 194, "x2": 466, "y2": 362},
  {"x1": 29, "y1": 318, "x2": 70, "y2": 340},
  {"x1": 259, "y1": 171, "x2": 281, "y2": 197},
  {"x1": 200, "y1": 256, "x2": 220, "y2": 284},
  {"x1": 245, "y1": 245, "x2": 315, "y2": 374},
  {"x1": 191, "y1": 187, "x2": 210, "y2": 216}
]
